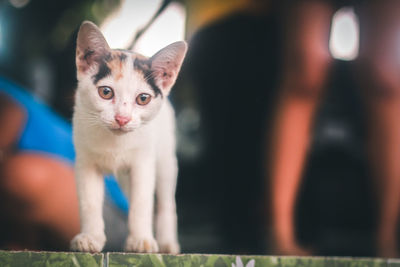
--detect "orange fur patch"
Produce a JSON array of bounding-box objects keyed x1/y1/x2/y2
[{"x1": 106, "y1": 52, "x2": 126, "y2": 80}]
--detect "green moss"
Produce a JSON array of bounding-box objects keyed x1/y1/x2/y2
[
  {"x1": 0, "y1": 250, "x2": 103, "y2": 267},
  {"x1": 0, "y1": 250, "x2": 396, "y2": 267}
]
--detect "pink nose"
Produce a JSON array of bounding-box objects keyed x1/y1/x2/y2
[{"x1": 115, "y1": 115, "x2": 131, "y2": 126}]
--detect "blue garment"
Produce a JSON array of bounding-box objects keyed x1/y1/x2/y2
[{"x1": 0, "y1": 77, "x2": 129, "y2": 214}]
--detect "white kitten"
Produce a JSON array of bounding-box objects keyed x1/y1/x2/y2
[{"x1": 70, "y1": 21, "x2": 187, "y2": 254}]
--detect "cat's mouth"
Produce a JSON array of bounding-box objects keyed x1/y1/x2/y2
[{"x1": 109, "y1": 126, "x2": 134, "y2": 134}]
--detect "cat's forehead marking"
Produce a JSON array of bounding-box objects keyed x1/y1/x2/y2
[
  {"x1": 92, "y1": 53, "x2": 112, "y2": 84},
  {"x1": 92, "y1": 50, "x2": 130, "y2": 84},
  {"x1": 133, "y1": 55, "x2": 163, "y2": 98},
  {"x1": 91, "y1": 50, "x2": 162, "y2": 98},
  {"x1": 106, "y1": 51, "x2": 128, "y2": 80}
]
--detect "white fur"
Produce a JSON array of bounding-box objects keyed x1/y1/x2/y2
[{"x1": 70, "y1": 21, "x2": 186, "y2": 254}]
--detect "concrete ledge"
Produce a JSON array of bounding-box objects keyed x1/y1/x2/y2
[{"x1": 1, "y1": 250, "x2": 399, "y2": 267}]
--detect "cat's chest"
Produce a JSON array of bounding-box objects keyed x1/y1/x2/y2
[
  {"x1": 75, "y1": 125, "x2": 155, "y2": 173},
  {"x1": 94, "y1": 148, "x2": 136, "y2": 174}
]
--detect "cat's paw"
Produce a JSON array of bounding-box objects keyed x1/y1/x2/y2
[
  {"x1": 124, "y1": 235, "x2": 159, "y2": 253},
  {"x1": 158, "y1": 241, "x2": 180, "y2": 254},
  {"x1": 70, "y1": 233, "x2": 105, "y2": 253}
]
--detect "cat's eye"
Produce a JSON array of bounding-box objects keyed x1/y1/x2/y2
[
  {"x1": 136, "y1": 93, "x2": 152, "y2": 105},
  {"x1": 98, "y1": 86, "x2": 114, "y2": 100}
]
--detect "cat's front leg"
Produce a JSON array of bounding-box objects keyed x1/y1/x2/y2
[
  {"x1": 70, "y1": 160, "x2": 106, "y2": 253},
  {"x1": 125, "y1": 153, "x2": 158, "y2": 253},
  {"x1": 155, "y1": 153, "x2": 180, "y2": 254}
]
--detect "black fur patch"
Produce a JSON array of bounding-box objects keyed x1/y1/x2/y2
[
  {"x1": 134, "y1": 58, "x2": 163, "y2": 97},
  {"x1": 92, "y1": 53, "x2": 112, "y2": 84},
  {"x1": 119, "y1": 53, "x2": 128, "y2": 62}
]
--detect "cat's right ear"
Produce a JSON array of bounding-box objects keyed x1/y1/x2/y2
[{"x1": 76, "y1": 21, "x2": 110, "y2": 73}]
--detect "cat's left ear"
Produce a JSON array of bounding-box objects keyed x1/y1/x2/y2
[{"x1": 150, "y1": 41, "x2": 187, "y2": 94}]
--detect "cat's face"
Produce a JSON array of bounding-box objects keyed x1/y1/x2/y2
[{"x1": 75, "y1": 21, "x2": 187, "y2": 133}]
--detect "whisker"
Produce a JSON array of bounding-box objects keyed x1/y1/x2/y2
[{"x1": 144, "y1": 71, "x2": 157, "y2": 81}]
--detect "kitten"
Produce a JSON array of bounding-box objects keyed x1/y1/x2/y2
[{"x1": 70, "y1": 21, "x2": 187, "y2": 253}]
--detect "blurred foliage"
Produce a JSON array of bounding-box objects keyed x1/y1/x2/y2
[
  {"x1": 50, "y1": 0, "x2": 121, "y2": 50},
  {"x1": 0, "y1": 0, "x2": 122, "y2": 116}
]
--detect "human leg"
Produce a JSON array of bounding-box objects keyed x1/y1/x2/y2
[
  {"x1": 357, "y1": 0, "x2": 400, "y2": 257},
  {"x1": 268, "y1": 1, "x2": 333, "y2": 255}
]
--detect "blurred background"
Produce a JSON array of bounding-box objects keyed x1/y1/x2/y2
[{"x1": 1, "y1": 0, "x2": 400, "y2": 257}]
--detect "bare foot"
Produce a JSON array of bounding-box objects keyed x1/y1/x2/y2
[
  {"x1": 377, "y1": 240, "x2": 399, "y2": 258},
  {"x1": 271, "y1": 236, "x2": 313, "y2": 256},
  {"x1": 276, "y1": 243, "x2": 312, "y2": 256},
  {"x1": 376, "y1": 229, "x2": 399, "y2": 258}
]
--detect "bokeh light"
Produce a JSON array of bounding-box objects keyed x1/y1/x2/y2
[{"x1": 329, "y1": 7, "x2": 359, "y2": 61}]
